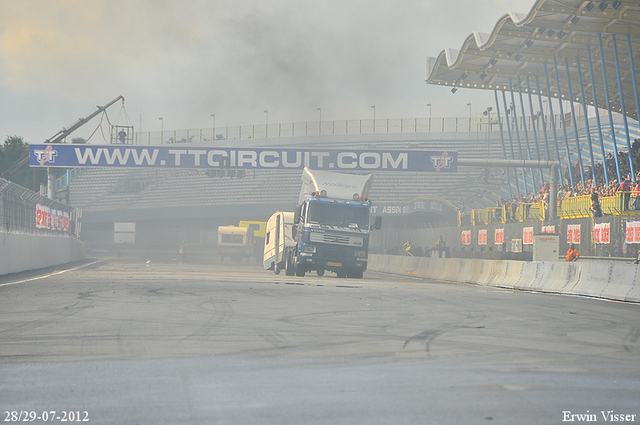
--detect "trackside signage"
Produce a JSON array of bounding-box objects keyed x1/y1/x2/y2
[{"x1": 30, "y1": 145, "x2": 457, "y2": 172}]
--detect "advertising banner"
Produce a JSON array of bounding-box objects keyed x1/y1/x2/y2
[
  {"x1": 495, "y1": 228, "x2": 504, "y2": 245},
  {"x1": 478, "y1": 229, "x2": 487, "y2": 245},
  {"x1": 523, "y1": 227, "x2": 534, "y2": 245},
  {"x1": 541, "y1": 225, "x2": 555, "y2": 234},
  {"x1": 461, "y1": 230, "x2": 471, "y2": 245},
  {"x1": 30, "y1": 145, "x2": 458, "y2": 172},
  {"x1": 371, "y1": 199, "x2": 451, "y2": 216},
  {"x1": 567, "y1": 224, "x2": 581, "y2": 244},
  {"x1": 593, "y1": 222, "x2": 610, "y2": 244},
  {"x1": 626, "y1": 221, "x2": 640, "y2": 244},
  {"x1": 36, "y1": 204, "x2": 69, "y2": 232}
]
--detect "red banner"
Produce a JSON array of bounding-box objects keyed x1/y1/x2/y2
[
  {"x1": 478, "y1": 229, "x2": 487, "y2": 245},
  {"x1": 567, "y1": 224, "x2": 581, "y2": 244},
  {"x1": 36, "y1": 204, "x2": 69, "y2": 232},
  {"x1": 461, "y1": 230, "x2": 471, "y2": 245},
  {"x1": 523, "y1": 227, "x2": 534, "y2": 245},
  {"x1": 593, "y1": 223, "x2": 610, "y2": 244}
]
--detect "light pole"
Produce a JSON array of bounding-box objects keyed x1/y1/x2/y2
[
  {"x1": 467, "y1": 103, "x2": 472, "y2": 135},
  {"x1": 264, "y1": 110, "x2": 268, "y2": 137},
  {"x1": 211, "y1": 114, "x2": 215, "y2": 140},
  {"x1": 483, "y1": 106, "x2": 493, "y2": 150},
  {"x1": 317, "y1": 107, "x2": 322, "y2": 135},
  {"x1": 371, "y1": 105, "x2": 376, "y2": 133},
  {"x1": 427, "y1": 103, "x2": 432, "y2": 131},
  {"x1": 159, "y1": 117, "x2": 163, "y2": 144}
]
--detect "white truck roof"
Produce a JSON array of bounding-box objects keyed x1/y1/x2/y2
[{"x1": 299, "y1": 167, "x2": 372, "y2": 205}]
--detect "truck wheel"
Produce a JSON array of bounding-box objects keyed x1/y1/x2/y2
[
  {"x1": 317, "y1": 268, "x2": 325, "y2": 276},
  {"x1": 295, "y1": 264, "x2": 306, "y2": 277},
  {"x1": 336, "y1": 271, "x2": 346, "y2": 278},
  {"x1": 285, "y1": 250, "x2": 295, "y2": 276}
]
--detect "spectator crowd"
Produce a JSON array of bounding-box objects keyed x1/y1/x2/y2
[{"x1": 467, "y1": 145, "x2": 640, "y2": 221}]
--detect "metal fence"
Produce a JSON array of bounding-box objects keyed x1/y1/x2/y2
[
  {"x1": 131, "y1": 113, "x2": 570, "y2": 145},
  {"x1": 460, "y1": 191, "x2": 638, "y2": 226},
  {"x1": 0, "y1": 178, "x2": 81, "y2": 236}
]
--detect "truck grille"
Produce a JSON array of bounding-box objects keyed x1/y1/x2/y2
[
  {"x1": 319, "y1": 245, "x2": 352, "y2": 260},
  {"x1": 309, "y1": 232, "x2": 363, "y2": 246}
]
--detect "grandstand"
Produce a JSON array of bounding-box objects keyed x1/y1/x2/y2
[{"x1": 62, "y1": 110, "x2": 637, "y2": 244}]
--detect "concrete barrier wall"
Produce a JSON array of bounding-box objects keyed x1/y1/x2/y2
[
  {"x1": 369, "y1": 254, "x2": 639, "y2": 303},
  {"x1": 0, "y1": 233, "x2": 86, "y2": 276}
]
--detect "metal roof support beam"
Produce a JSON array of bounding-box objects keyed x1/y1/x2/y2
[
  {"x1": 458, "y1": 159, "x2": 561, "y2": 219},
  {"x1": 599, "y1": 33, "x2": 622, "y2": 183},
  {"x1": 501, "y1": 90, "x2": 522, "y2": 196},
  {"x1": 553, "y1": 56, "x2": 576, "y2": 187},
  {"x1": 517, "y1": 75, "x2": 539, "y2": 193},
  {"x1": 576, "y1": 56, "x2": 598, "y2": 184},
  {"x1": 534, "y1": 76, "x2": 553, "y2": 166},
  {"x1": 509, "y1": 79, "x2": 530, "y2": 196},
  {"x1": 586, "y1": 44, "x2": 610, "y2": 185},
  {"x1": 526, "y1": 76, "x2": 547, "y2": 185},
  {"x1": 628, "y1": 34, "x2": 640, "y2": 140},
  {"x1": 543, "y1": 64, "x2": 565, "y2": 186},
  {"x1": 494, "y1": 90, "x2": 513, "y2": 199},
  {"x1": 564, "y1": 56, "x2": 587, "y2": 188},
  {"x1": 612, "y1": 34, "x2": 636, "y2": 182}
]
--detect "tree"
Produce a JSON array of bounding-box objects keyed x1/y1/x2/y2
[
  {"x1": 0, "y1": 136, "x2": 47, "y2": 191},
  {"x1": 71, "y1": 137, "x2": 86, "y2": 144}
]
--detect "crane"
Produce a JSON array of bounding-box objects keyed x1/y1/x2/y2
[{"x1": 1, "y1": 96, "x2": 125, "y2": 181}]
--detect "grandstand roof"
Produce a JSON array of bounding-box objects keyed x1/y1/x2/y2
[{"x1": 426, "y1": 0, "x2": 640, "y2": 120}]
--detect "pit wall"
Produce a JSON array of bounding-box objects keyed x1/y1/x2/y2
[
  {"x1": 368, "y1": 254, "x2": 640, "y2": 303},
  {"x1": 0, "y1": 233, "x2": 86, "y2": 276}
]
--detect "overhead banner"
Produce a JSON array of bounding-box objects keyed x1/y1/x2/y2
[
  {"x1": 29, "y1": 144, "x2": 457, "y2": 172},
  {"x1": 371, "y1": 199, "x2": 452, "y2": 215}
]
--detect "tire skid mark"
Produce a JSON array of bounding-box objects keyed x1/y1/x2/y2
[
  {"x1": 178, "y1": 300, "x2": 233, "y2": 343},
  {"x1": 0, "y1": 299, "x2": 94, "y2": 337}
]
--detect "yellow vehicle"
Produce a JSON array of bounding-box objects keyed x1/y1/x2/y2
[
  {"x1": 239, "y1": 221, "x2": 266, "y2": 261},
  {"x1": 239, "y1": 221, "x2": 266, "y2": 238}
]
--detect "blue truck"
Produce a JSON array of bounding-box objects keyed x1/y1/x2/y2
[{"x1": 288, "y1": 167, "x2": 381, "y2": 278}]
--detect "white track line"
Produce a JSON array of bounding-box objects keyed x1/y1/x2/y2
[{"x1": 0, "y1": 259, "x2": 106, "y2": 288}]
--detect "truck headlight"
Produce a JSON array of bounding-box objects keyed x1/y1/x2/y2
[
  {"x1": 355, "y1": 250, "x2": 366, "y2": 258},
  {"x1": 304, "y1": 246, "x2": 316, "y2": 253}
]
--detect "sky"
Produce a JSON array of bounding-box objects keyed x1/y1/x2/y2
[{"x1": 0, "y1": 0, "x2": 536, "y2": 144}]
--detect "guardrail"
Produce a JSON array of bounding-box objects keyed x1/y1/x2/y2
[{"x1": 459, "y1": 191, "x2": 640, "y2": 225}]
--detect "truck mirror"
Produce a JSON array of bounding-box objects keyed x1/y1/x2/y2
[
  {"x1": 371, "y1": 216, "x2": 382, "y2": 230},
  {"x1": 294, "y1": 205, "x2": 302, "y2": 224}
]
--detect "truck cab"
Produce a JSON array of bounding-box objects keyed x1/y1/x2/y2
[{"x1": 290, "y1": 168, "x2": 381, "y2": 278}]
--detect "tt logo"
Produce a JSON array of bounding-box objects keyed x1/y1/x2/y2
[
  {"x1": 430, "y1": 152, "x2": 453, "y2": 171},
  {"x1": 34, "y1": 145, "x2": 58, "y2": 166}
]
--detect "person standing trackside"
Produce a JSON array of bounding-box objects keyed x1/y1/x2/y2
[
  {"x1": 404, "y1": 239, "x2": 414, "y2": 257},
  {"x1": 566, "y1": 243, "x2": 580, "y2": 262},
  {"x1": 620, "y1": 176, "x2": 631, "y2": 211}
]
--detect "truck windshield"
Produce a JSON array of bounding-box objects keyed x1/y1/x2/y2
[{"x1": 307, "y1": 203, "x2": 370, "y2": 229}]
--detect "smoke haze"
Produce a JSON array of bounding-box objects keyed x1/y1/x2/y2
[{"x1": 0, "y1": 0, "x2": 534, "y2": 143}]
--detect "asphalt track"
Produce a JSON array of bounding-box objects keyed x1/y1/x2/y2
[{"x1": 1, "y1": 257, "x2": 640, "y2": 425}]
